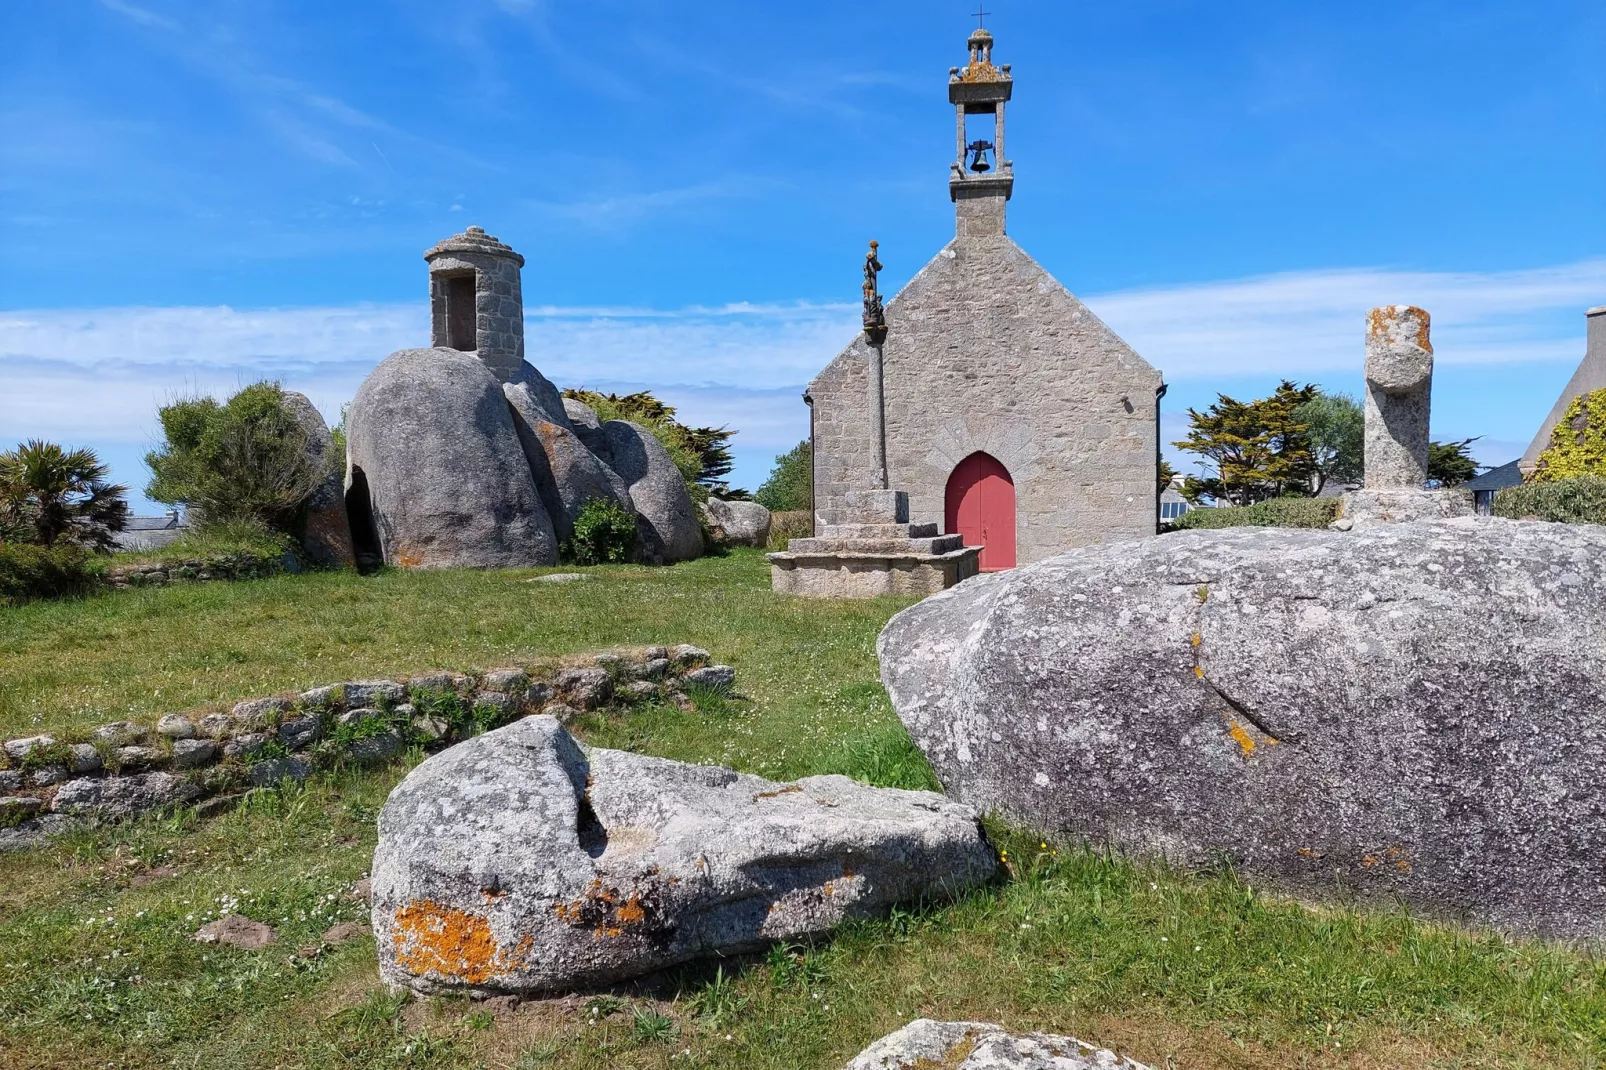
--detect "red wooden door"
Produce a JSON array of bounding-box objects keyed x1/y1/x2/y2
[{"x1": 945, "y1": 452, "x2": 1016, "y2": 571}]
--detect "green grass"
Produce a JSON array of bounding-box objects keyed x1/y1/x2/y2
[
  {"x1": 2, "y1": 551, "x2": 1604, "y2": 1068},
  {"x1": 108, "y1": 519, "x2": 296, "y2": 569}
]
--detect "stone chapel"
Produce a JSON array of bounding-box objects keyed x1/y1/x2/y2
[{"x1": 805, "y1": 26, "x2": 1162, "y2": 569}]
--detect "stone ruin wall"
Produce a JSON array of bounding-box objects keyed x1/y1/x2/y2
[{"x1": 811, "y1": 236, "x2": 1160, "y2": 564}]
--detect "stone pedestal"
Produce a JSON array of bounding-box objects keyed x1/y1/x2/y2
[
  {"x1": 768, "y1": 490, "x2": 980, "y2": 599},
  {"x1": 1335, "y1": 487, "x2": 1474, "y2": 530}
]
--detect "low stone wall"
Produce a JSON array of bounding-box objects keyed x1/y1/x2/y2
[
  {"x1": 0, "y1": 644, "x2": 735, "y2": 848},
  {"x1": 104, "y1": 551, "x2": 298, "y2": 590}
]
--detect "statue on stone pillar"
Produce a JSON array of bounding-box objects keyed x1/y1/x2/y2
[
  {"x1": 862, "y1": 241, "x2": 889, "y2": 489},
  {"x1": 862, "y1": 241, "x2": 887, "y2": 346}
]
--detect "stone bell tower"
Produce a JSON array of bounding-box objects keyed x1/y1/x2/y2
[
  {"x1": 423, "y1": 225, "x2": 526, "y2": 382},
  {"x1": 949, "y1": 26, "x2": 1013, "y2": 238}
]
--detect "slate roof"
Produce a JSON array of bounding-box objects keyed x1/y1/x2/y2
[{"x1": 1464, "y1": 460, "x2": 1524, "y2": 492}]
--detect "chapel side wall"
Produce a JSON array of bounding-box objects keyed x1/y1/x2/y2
[
  {"x1": 879, "y1": 237, "x2": 1159, "y2": 564},
  {"x1": 808, "y1": 354, "x2": 875, "y2": 525}
]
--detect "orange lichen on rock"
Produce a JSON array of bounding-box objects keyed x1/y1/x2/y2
[
  {"x1": 392, "y1": 900, "x2": 520, "y2": 985},
  {"x1": 1227, "y1": 720, "x2": 1258, "y2": 757}
]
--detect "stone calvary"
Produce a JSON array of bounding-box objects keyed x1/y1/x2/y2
[{"x1": 344, "y1": 227, "x2": 703, "y2": 569}]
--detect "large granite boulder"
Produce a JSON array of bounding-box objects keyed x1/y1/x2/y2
[
  {"x1": 845, "y1": 1020, "x2": 1150, "y2": 1070},
  {"x1": 879, "y1": 517, "x2": 1606, "y2": 941},
  {"x1": 347, "y1": 348, "x2": 558, "y2": 569},
  {"x1": 701, "y1": 497, "x2": 772, "y2": 548},
  {"x1": 503, "y1": 366, "x2": 633, "y2": 544},
  {"x1": 372, "y1": 716, "x2": 995, "y2": 995},
  {"x1": 281, "y1": 390, "x2": 356, "y2": 568},
  {"x1": 562, "y1": 398, "x2": 608, "y2": 455},
  {"x1": 595, "y1": 420, "x2": 703, "y2": 564}
]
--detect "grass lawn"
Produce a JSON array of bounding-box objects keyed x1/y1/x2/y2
[{"x1": 1, "y1": 550, "x2": 1603, "y2": 1069}]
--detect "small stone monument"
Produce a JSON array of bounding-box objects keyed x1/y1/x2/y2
[
  {"x1": 769, "y1": 245, "x2": 981, "y2": 598},
  {"x1": 1337, "y1": 305, "x2": 1473, "y2": 528}
]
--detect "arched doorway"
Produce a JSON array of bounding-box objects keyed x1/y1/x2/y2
[{"x1": 945, "y1": 452, "x2": 1016, "y2": 571}]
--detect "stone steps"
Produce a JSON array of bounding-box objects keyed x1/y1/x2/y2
[{"x1": 786, "y1": 534, "x2": 965, "y2": 555}]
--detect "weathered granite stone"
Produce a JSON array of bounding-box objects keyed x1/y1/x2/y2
[
  {"x1": 171, "y1": 739, "x2": 218, "y2": 769},
  {"x1": 282, "y1": 390, "x2": 357, "y2": 568},
  {"x1": 670, "y1": 645, "x2": 709, "y2": 666},
  {"x1": 249, "y1": 756, "x2": 312, "y2": 786},
  {"x1": 198, "y1": 714, "x2": 233, "y2": 738},
  {"x1": 408, "y1": 672, "x2": 473, "y2": 696},
  {"x1": 115, "y1": 746, "x2": 164, "y2": 771},
  {"x1": 0, "y1": 770, "x2": 21, "y2": 791},
  {"x1": 52, "y1": 773, "x2": 203, "y2": 819},
  {"x1": 4, "y1": 735, "x2": 55, "y2": 761},
  {"x1": 232, "y1": 697, "x2": 292, "y2": 729},
  {"x1": 1364, "y1": 305, "x2": 1434, "y2": 489},
  {"x1": 94, "y1": 721, "x2": 146, "y2": 744},
  {"x1": 844, "y1": 1019, "x2": 1150, "y2": 1070},
  {"x1": 224, "y1": 733, "x2": 270, "y2": 759},
  {"x1": 347, "y1": 729, "x2": 407, "y2": 768},
  {"x1": 634, "y1": 658, "x2": 671, "y2": 681},
  {"x1": 622, "y1": 681, "x2": 659, "y2": 700},
  {"x1": 473, "y1": 691, "x2": 518, "y2": 719},
  {"x1": 503, "y1": 364, "x2": 634, "y2": 544},
  {"x1": 594, "y1": 420, "x2": 703, "y2": 564},
  {"x1": 682, "y1": 665, "x2": 735, "y2": 691},
  {"x1": 1338, "y1": 486, "x2": 1473, "y2": 529},
  {"x1": 372, "y1": 717, "x2": 995, "y2": 994},
  {"x1": 701, "y1": 498, "x2": 772, "y2": 548},
  {"x1": 338, "y1": 708, "x2": 383, "y2": 727},
  {"x1": 554, "y1": 667, "x2": 612, "y2": 710},
  {"x1": 412, "y1": 714, "x2": 450, "y2": 743},
  {"x1": 527, "y1": 572, "x2": 587, "y2": 584},
  {"x1": 345, "y1": 680, "x2": 407, "y2": 709},
  {"x1": 481, "y1": 668, "x2": 529, "y2": 694},
  {"x1": 157, "y1": 715, "x2": 196, "y2": 740},
  {"x1": 562, "y1": 398, "x2": 607, "y2": 454},
  {"x1": 298, "y1": 685, "x2": 342, "y2": 710},
  {"x1": 879, "y1": 517, "x2": 1606, "y2": 941},
  {"x1": 68, "y1": 743, "x2": 102, "y2": 774},
  {"x1": 277, "y1": 715, "x2": 323, "y2": 751},
  {"x1": 347, "y1": 347, "x2": 558, "y2": 569},
  {"x1": 29, "y1": 765, "x2": 69, "y2": 787}
]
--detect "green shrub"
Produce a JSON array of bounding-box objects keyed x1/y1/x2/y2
[
  {"x1": 1167, "y1": 496, "x2": 1338, "y2": 531},
  {"x1": 1531, "y1": 388, "x2": 1606, "y2": 482},
  {"x1": 765, "y1": 509, "x2": 812, "y2": 551},
  {"x1": 563, "y1": 499, "x2": 641, "y2": 565},
  {"x1": 145, "y1": 382, "x2": 327, "y2": 533},
  {"x1": 0, "y1": 543, "x2": 103, "y2": 607},
  {"x1": 1493, "y1": 475, "x2": 1606, "y2": 525},
  {"x1": 755, "y1": 440, "x2": 812, "y2": 512},
  {"x1": 111, "y1": 517, "x2": 295, "y2": 569}
]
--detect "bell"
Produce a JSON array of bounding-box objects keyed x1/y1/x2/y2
[{"x1": 967, "y1": 139, "x2": 994, "y2": 173}]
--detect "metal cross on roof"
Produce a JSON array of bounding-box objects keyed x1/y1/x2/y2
[{"x1": 973, "y1": 5, "x2": 990, "y2": 27}]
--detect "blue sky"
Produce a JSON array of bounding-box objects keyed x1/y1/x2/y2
[{"x1": 2, "y1": 0, "x2": 1603, "y2": 509}]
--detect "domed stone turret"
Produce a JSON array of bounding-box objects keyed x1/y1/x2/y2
[{"x1": 423, "y1": 226, "x2": 526, "y2": 383}]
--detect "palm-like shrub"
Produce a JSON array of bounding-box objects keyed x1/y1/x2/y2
[{"x1": 0, "y1": 440, "x2": 128, "y2": 551}]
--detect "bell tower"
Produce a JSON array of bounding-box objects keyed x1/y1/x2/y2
[{"x1": 948, "y1": 23, "x2": 1013, "y2": 239}]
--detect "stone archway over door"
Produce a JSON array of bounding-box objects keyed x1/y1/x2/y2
[{"x1": 945, "y1": 452, "x2": 1016, "y2": 571}]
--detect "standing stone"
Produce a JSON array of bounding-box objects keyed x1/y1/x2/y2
[
  {"x1": 1363, "y1": 305, "x2": 1434, "y2": 489},
  {"x1": 503, "y1": 364, "x2": 634, "y2": 545},
  {"x1": 594, "y1": 421, "x2": 703, "y2": 564},
  {"x1": 347, "y1": 347, "x2": 558, "y2": 569},
  {"x1": 281, "y1": 390, "x2": 357, "y2": 569}
]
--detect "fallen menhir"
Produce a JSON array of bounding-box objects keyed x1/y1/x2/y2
[{"x1": 371, "y1": 717, "x2": 996, "y2": 994}]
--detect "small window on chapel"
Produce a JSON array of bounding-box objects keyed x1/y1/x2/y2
[{"x1": 445, "y1": 274, "x2": 477, "y2": 351}]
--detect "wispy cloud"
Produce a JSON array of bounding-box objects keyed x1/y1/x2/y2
[
  {"x1": 524, "y1": 179, "x2": 779, "y2": 230},
  {"x1": 1091, "y1": 259, "x2": 1606, "y2": 379},
  {"x1": 3, "y1": 257, "x2": 1598, "y2": 500},
  {"x1": 98, "y1": 0, "x2": 179, "y2": 32}
]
